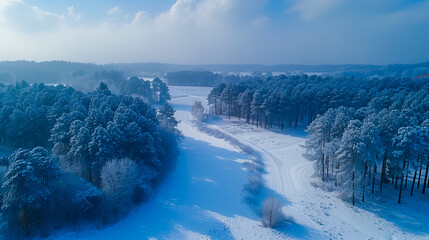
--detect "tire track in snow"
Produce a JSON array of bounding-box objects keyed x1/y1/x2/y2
[
  {"x1": 211, "y1": 120, "x2": 425, "y2": 240},
  {"x1": 172, "y1": 89, "x2": 417, "y2": 239},
  {"x1": 169, "y1": 87, "x2": 426, "y2": 239},
  {"x1": 196, "y1": 122, "x2": 322, "y2": 233}
]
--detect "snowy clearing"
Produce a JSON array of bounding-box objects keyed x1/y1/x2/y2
[
  {"x1": 48, "y1": 86, "x2": 290, "y2": 240},
  {"x1": 48, "y1": 86, "x2": 429, "y2": 240},
  {"x1": 170, "y1": 86, "x2": 429, "y2": 240},
  {"x1": 206, "y1": 119, "x2": 429, "y2": 240}
]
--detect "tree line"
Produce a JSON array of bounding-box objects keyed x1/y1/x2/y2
[
  {"x1": 304, "y1": 82, "x2": 429, "y2": 205},
  {"x1": 0, "y1": 81, "x2": 179, "y2": 238},
  {"x1": 208, "y1": 74, "x2": 429, "y2": 205},
  {"x1": 165, "y1": 70, "x2": 242, "y2": 87},
  {"x1": 1, "y1": 60, "x2": 428, "y2": 87},
  {"x1": 119, "y1": 77, "x2": 171, "y2": 104}
]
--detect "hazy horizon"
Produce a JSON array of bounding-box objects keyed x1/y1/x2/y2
[
  {"x1": 1, "y1": 59, "x2": 429, "y2": 66},
  {"x1": 0, "y1": 0, "x2": 428, "y2": 65}
]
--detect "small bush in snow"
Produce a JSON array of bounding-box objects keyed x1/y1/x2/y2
[
  {"x1": 261, "y1": 197, "x2": 284, "y2": 228},
  {"x1": 244, "y1": 175, "x2": 263, "y2": 195},
  {"x1": 101, "y1": 158, "x2": 140, "y2": 216},
  {"x1": 191, "y1": 101, "x2": 206, "y2": 121}
]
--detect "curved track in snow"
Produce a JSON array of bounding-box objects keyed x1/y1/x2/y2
[
  {"x1": 49, "y1": 86, "x2": 293, "y2": 240},
  {"x1": 50, "y1": 86, "x2": 428, "y2": 240},
  {"x1": 170, "y1": 86, "x2": 429, "y2": 240},
  {"x1": 207, "y1": 119, "x2": 427, "y2": 240}
]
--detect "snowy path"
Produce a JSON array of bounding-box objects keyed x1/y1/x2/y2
[
  {"x1": 208, "y1": 119, "x2": 429, "y2": 240},
  {"x1": 48, "y1": 86, "x2": 429, "y2": 240},
  {"x1": 167, "y1": 86, "x2": 429, "y2": 240},
  {"x1": 49, "y1": 87, "x2": 291, "y2": 240}
]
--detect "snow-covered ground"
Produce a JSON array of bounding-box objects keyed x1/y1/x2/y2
[
  {"x1": 48, "y1": 86, "x2": 290, "y2": 239},
  {"x1": 207, "y1": 120, "x2": 429, "y2": 240},
  {"x1": 169, "y1": 86, "x2": 429, "y2": 239},
  {"x1": 48, "y1": 86, "x2": 429, "y2": 240}
]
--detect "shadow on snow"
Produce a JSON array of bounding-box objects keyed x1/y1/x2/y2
[{"x1": 356, "y1": 181, "x2": 429, "y2": 236}]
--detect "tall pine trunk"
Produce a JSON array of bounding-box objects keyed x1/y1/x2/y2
[
  {"x1": 362, "y1": 166, "x2": 366, "y2": 203},
  {"x1": 380, "y1": 150, "x2": 387, "y2": 191},
  {"x1": 352, "y1": 170, "x2": 355, "y2": 206},
  {"x1": 418, "y1": 154, "x2": 422, "y2": 188},
  {"x1": 395, "y1": 175, "x2": 398, "y2": 189},
  {"x1": 372, "y1": 164, "x2": 377, "y2": 194},
  {"x1": 398, "y1": 160, "x2": 406, "y2": 204},
  {"x1": 326, "y1": 156, "x2": 329, "y2": 179},
  {"x1": 411, "y1": 170, "x2": 417, "y2": 196},
  {"x1": 398, "y1": 173, "x2": 404, "y2": 204},
  {"x1": 423, "y1": 160, "x2": 429, "y2": 194},
  {"x1": 321, "y1": 153, "x2": 325, "y2": 181},
  {"x1": 368, "y1": 164, "x2": 372, "y2": 186},
  {"x1": 404, "y1": 161, "x2": 409, "y2": 189}
]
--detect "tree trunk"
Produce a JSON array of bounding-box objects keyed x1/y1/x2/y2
[
  {"x1": 368, "y1": 164, "x2": 372, "y2": 186},
  {"x1": 352, "y1": 170, "x2": 355, "y2": 206},
  {"x1": 418, "y1": 154, "x2": 422, "y2": 189},
  {"x1": 372, "y1": 164, "x2": 377, "y2": 194},
  {"x1": 321, "y1": 153, "x2": 325, "y2": 181},
  {"x1": 405, "y1": 161, "x2": 409, "y2": 189},
  {"x1": 395, "y1": 175, "x2": 398, "y2": 189},
  {"x1": 398, "y1": 160, "x2": 406, "y2": 204},
  {"x1": 423, "y1": 160, "x2": 429, "y2": 194},
  {"x1": 427, "y1": 167, "x2": 429, "y2": 187},
  {"x1": 411, "y1": 170, "x2": 417, "y2": 196},
  {"x1": 398, "y1": 173, "x2": 404, "y2": 204},
  {"x1": 362, "y1": 171, "x2": 366, "y2": 203},
  {"x1": 380, "y1": 150, "x2": 387, "y2": 192},
  {"x1": 362, "y1": 161, "x2": 368, "y2": 202},
  {"x1": 326, "y1": 156, "x2": 329, "y2": 179}
]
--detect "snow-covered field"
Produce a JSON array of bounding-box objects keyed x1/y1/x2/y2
[
  {"x1": 48, "y1": 86, "x2": 289, "y2": 239},
  {"x1": 168, "y1": 86, "x2": 429, "y2": 240},
  {"x1": 207, "y1": 121, "x2": 429, "y2": 240},
  {"x1": 48, "y1": 86, "x2": 429, "y2": 240}
]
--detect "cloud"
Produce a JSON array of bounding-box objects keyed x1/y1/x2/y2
[
  {"x1": 286, "y1": 0, "x2": 343, "y2": 20},
  {"x1": 31, "y1": 6, "x2": 65, "y2": 22},
  {"x1": 131, "y1": 11, "x2": 150, "y2": 25},
  {"x1": 0, "y1": 0, "x2": 22, "y2": 22},
  {"x1": 0, "y1": 0, "x2": 22, "y2": 9},
  {"x1": 0, "y1": 0, "x2": 278, "y2": 64},
  {"x1": 1, "y1": 2, "x2": 65, "y2": 33},
  {"x1": 0, "y1": 0, "x2": 428, "y2": 65},
  {"x1": 0, "y1": 0, "x2": 22, "y2": 10},
  {"x1": 107, "y1": 6, "x2": 122, "y2": 16},
  {"x1": 155, "y1": 0, "x2": 196, "y2": 25},
  {"x1": 67, "y1": 6, "x2": 82, "y2": 22}
]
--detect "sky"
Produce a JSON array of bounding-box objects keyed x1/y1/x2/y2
[{"x1": 0, "y1": 0, "x2": 428, "y2": 65}]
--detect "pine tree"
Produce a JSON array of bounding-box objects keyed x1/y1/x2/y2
[
  {"x1": 392, "y1": 126, "x2": 424, "y2": 203},
  {"x1": 2, "y1": 148, "x2": 59, "y2": 236},
  {"x1": 157, "y1": 103, "x2": 180, "y2": 136}
]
